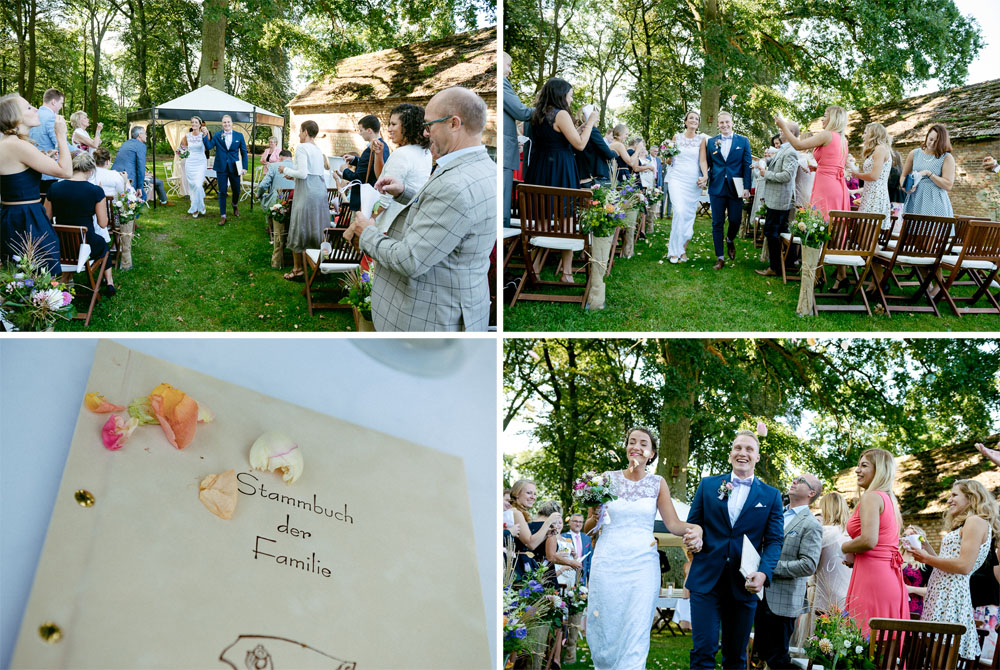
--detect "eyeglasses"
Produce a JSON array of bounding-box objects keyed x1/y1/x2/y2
[
  {"x1": 422, "y1": 115, "x2": 455, "y2": 129},
  {"x1": 793, "y1": 476, "x2": 816, "y2": 491}
]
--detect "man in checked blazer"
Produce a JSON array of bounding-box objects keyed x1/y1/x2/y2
[
  {"x1": 755, "y1": 121, "x2": 801, "y2": 278},
  {"x1": 344, "y1": 87, "x2": 496, "y2": 331},
  {"x1": 752, "y1": 472, "x2": 823, "y2": 670}
]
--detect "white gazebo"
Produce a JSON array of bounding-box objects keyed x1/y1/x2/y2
[{"x1": 125, "y1": 85, "x2": 284, "y2": 209}]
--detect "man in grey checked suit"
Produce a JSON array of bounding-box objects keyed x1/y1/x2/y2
[
  {"x1": 503, "y1": 52, "x2": 533, "y2": 228},
  {"x1": 755, "y1": 121, "x2": 800, "y2": 278},
  {"x1": 752, "y1": 472, "x2": 822, "y2": 670},
  {"x1": 344, "y1": 86, "x2": 496, "y2": 331}
]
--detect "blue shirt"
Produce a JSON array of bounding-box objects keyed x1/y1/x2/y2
[{"x1": 29, "y1": 106, "x2": 60, "y2": 181}]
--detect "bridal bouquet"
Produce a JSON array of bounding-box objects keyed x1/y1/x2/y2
[
  {"x1": 793, "y1": 205, "x2": 831, "y2": 248},
  {"x1": 804, "y1": 607, "x2": 874, "y2": 669},
  {"x1": 579, "y1": 184, "x2": 626, "y2": 238},
  {"x1": 659, "y1": 139, "x2": 680, "y2": 158},
  {"x1": 573, "y1": 471, "x2": 617, "y2": 506},
  {"x1": 176, "y1": 147, "x2": 190, "y2": 160}
]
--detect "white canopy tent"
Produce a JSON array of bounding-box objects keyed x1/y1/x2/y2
[{"x1": 126, "y1": 86, "x2": 284, "y2": 209}]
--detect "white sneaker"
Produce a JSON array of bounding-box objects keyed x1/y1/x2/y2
[{"x1": 669, "y1": 257, "x2": 679, "y2": 264}]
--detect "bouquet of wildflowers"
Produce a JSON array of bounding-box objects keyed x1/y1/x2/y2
[
  {"x1": 793, "y1": 205, "x2": 831, "y2": 248},
  {"x1": 338, "y1": 255, "x2": 374, "y2": 320},
  {"x1": 502, "y1": 557, "x2": 552, "y2": 662},
  {"x1": 805, "y1": 607, "x2": 874, "y2": 669},
  {"x1": 645, "y1": 186, "x2": 664, "y2": 208},
  {"x1": 659, "y1": 139, "x2": 681, "y2": 158},
  {"x1": 0, "y1": 234, "x2": 76, "y2": 331},
  {"x1": 573, "y1": 471, "x2": 617, "y2": 507},
  {"x1": 176, "y1": 147, "x2": 190, "y2": 160},
  {"x1": 578, "y1": 183, "x2": 626, "y2": 237},
  {"x1": 616, "y1": 176, "x2": 645, "y2": 211},
  {"x1": 563, "y1": 583, "x2": 588, "y2": 616},
  {"x1": 113, "y1": 189, "x2": 141, "y2": 225}
]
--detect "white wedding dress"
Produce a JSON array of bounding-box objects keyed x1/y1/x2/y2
[
  {"x1": 586, "y1": 471, "x2": 662, "y2": 670},
  {"x1": 667, "y1": 132, "x2": 707, "y2": 258},
  {"x1": 185, "y1": 132, "x2": 208, "y2": 215}
]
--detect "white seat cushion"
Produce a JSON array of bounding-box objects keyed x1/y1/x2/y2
[
  {"x1": 822, "y1": 253, "x2": 866, "y2": 267},
  {"x1": 503, "y1": 228, "x2": 520, "y2": 239},
  {"x1": 61, "y1": 244, "x2": 91, "y2": 274},
  {"x1": 530, "y1": 236, "x2": 585, "y2": 251},
  {"x1": 780, "y1": 232, "x2": 802, "y2": 244},
  {"x1": 319, "y1": 262, "x2": 360, "y2": 274},
  {"x1": 940, "y1": 255, "x2": 996, "y2": 271},
  {"x1": 875, "y1": 249, "x2": 936, "y2": 265},
  {"x1": 886, "y1": 239, "x2": 897, "y2": 249},
  {"x1": 509, "y1": 217, "x2": 521, "y2": 228}
]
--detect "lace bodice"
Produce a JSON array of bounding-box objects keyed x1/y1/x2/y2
[
  {"x1": 610, "y1": 470, "x2": 661, "y2": 501},
  {"x1": 670, "y1": 133, "x2": 706, "y2": 179},
  {"x1": 674, "y1": 132, "x2": 706, "y2": 150}
]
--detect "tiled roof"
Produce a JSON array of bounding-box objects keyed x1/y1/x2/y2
[
  {"x1": 288, "y1": 28, "x2": 496, "y2": 109},
  {"x1": 808, "y1": 78, "x2": 1000, "y2": 146}
]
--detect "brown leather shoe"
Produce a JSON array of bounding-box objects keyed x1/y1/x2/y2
[
  {"x1": 755, "y1": 268, "x2": 778, "y2": 277},
  {"x1": 233, "y1": 206, "x2": 240, "y2": 218},
  {"x1": 727, "y1": 238, "x2": 736, "y2": 260},
  {"x1": 713, "y1": 258, "x2": 725, "y2": 270},
  {"x1": 218, "y1": 216, "x2": 226, "y2": 227}
]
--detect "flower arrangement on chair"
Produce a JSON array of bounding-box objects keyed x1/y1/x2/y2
[
  {"x1": 804, "y1": 606, "x2": 874, "y2": 669},
  {"x1": 0, "y1": 234, "x2": 76, "y2": 331},
  {"x1": 339, "y1": 255, "x2": 374, "y2": 326},
  {"x1": 579, "y1": 184, "x2": 626, "y2": 238}
]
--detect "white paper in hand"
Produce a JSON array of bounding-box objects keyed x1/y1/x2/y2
[
  {"x1": 739, "y1": 534, "x2": 764, "y2": 600},
  {"x1": 358, "y1": 183, "x2": 380, "y2": 218},
  {"x1": 581, "y1": 104, "x2": 595, "y2": 120},
  {"x1": 733, "y1": 177, "x2": 745, "y2": 196}
]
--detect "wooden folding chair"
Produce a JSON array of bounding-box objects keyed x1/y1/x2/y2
[
  {"x1": 103, "y1": 196, "x2": 123, "y2": 270},
  {"x1": 871, "y1": 213, "x2": 953, "y2": 316},
  {"x1": 509, "y1": 184, "x2": 593, "y2": 308},
  {"x1": 934, "y1": 220, "x2": 1000, "y2": 316},
  {"x1": 53, "y1": 224, "x2": 108, "y2": 328},
  {"x1": 779, "y1": 228, "x2": 803, "y2": 283},
  {"x1": 302, "y1": 227, "x2": 362, "y2": 316},
  {"x1": 868, "y1": 617, "x2": 965, "y2": 669},
  {"x1": 814, "y1": 210, "x2": 883, "y2": 315}
]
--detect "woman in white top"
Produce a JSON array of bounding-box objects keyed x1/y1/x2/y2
[
  {"x1": 279, "y1": 119, "x2": 329, "y2": 280},
  {"x1": 814, "y1": 492, "x2": 853, "y2": 613},
  {"x1": 635, "y1": 142, "x2": 655, "y2": 237},
  {"x1": 69, "y1": 110, "x2": 102, "y2": 154},
  {"x1": 90, "y1": 147, "x2": 125, "y2": 197},
  {"x1": 373, "y1": 103, "x2": 432, "y2": 233},
  {"x1": 178, "y1": 116, "x2": 213, "y2": 218}
]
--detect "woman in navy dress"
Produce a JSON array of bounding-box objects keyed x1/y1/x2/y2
[
  {"x1": 524, "y1": 78, "x2": 599, "y2": 283},
  {"x1": 0, "y1": 94, "x2": 73, "y2": 275}
]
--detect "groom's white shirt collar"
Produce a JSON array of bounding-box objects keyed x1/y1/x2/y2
[
  {"x1": 729, "y1": 472, "x2": 754, "y2": 483},
  {"x1": 721, "y1": 133, "x2": 734, "y2": 140}
]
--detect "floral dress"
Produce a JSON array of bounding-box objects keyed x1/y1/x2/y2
[
  {"x1": 857, "y1": 153, "x2": 891, "y2": 229},
  {"x1": 922, "y1": 525, "x2": 992, "y2": 660}
]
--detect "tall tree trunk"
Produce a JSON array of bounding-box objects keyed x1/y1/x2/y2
[
  {"x1": 698, "y1": 0, "x2": 720, "y2": 133},
  {"x1": 198, "y1": 0, "x2": 228, "y2": 90},
  {"x1": 654, "y1": 340, "x2": 702, "y2": 501},
  {"x1": 134, "y1": 0, "x2": 149, "y2": 107},
  {"x1": 25, "y1": 0, "x2": 37, "y2": 100}
]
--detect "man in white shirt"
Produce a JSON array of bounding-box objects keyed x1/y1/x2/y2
[
  {"x1": 752, "y1": 473, "x2": 823, "y2": 670},
  {"x1": 561, "y1": 512, "x2": 592, "y2": 665}
]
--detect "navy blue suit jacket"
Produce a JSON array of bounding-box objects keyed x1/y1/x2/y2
[
  {"x1": 706, "y1": 134, "x2": 753, "y2": 198},
  {"x1": 111, "y1": 138, "x2": 147, "y2": 193},
  {"x1": 685, "y1": 473, "x2": 784, "y2": 601},
  {"x1": 211, "y1": 130, "x2": 248, "y2": 175},
  {"x1": 343, "y1": 142, "x2": 390, "y2": 210},
  {"x1": 574, "y1": 127, "x2": 618, "y2": 183}
]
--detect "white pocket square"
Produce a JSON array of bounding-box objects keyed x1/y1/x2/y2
[{"x1": 755, "y1": 502, "x2": 765, "y2": 508}]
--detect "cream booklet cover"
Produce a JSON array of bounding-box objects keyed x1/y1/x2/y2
[{"x1": 13, "y1": 340, "x2": 489, "y2": 669}]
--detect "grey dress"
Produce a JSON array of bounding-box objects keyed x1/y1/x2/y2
[
  {"x1": 285, "y1": 143, "x2": 328, "y2": 253},
  {"x1": 903, "y1": 148, "x2": 953, "y2": 217}
]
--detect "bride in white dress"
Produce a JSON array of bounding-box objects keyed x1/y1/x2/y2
[
  {"x1": 179, "y1": 116, "x2": 213, "y2": 218},
  {"x1": 584, "y1": 428, "x2": 703, "y2": 670},
  {"x1": 666, "y1": 111, "x2": 709, "y2": 263}
]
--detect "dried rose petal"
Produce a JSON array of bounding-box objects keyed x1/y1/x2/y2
[
  {"x1": 149, "y1": 383, "x2": 199, "y2": 449},
  {"x1": 249, "y1": 432, "x2": 303, "y2": 483},
  {"x1": 85, "y1": 392, "x2": 125, "y2": 413},
  {"x1": 199, "y1": 469, "x2": 237, "y2": 519},
  {"x1": 757, "y1": 421, "x2": 768, "y2": 437},
  {"x1": 101, "y1": 415, "x2": 138, "y2": 450}
]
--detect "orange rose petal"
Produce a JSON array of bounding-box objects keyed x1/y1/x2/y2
[
  {"x1": 199, "y1": 469, "x2": 237, "y2": 519},
  {"x1": 84, "y1": 392, "x2": 126, "y2": 413},
  {"x1": 149, "y1": 383, "x2": 200, "y2": 449}
]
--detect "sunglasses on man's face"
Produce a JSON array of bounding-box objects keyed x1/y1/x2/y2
[{"x1": 793, "y1": 476, "x2": 815, "y2": 491}]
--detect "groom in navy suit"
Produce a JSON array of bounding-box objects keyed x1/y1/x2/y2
[
  {"x1": 212, "y1": 114, "x2": 248, "y2": 225},
  {"x1": 686, "y1": 430, "x2": 784, "y2": 669},
  {"x1": 706, "y1": 111, "x2": 753, "y2": 270}
]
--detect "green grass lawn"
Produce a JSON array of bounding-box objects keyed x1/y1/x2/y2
[
  {"x1": 563, "y1": 631, "x2": 693, "y2": 669},
  {"x1": 503, "y1": 215, "x2": 1000, "y2": 332},
  {"x1": 61, "y1": 195, "x2": 356, "y2": 332}
]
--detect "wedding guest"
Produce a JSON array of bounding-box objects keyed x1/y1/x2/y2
[
  {"x1": 90, "y1": 147, "x2": 125, "y2": 197},
  {"x1": 112, "y1": 125, "x2": 147, "y2": 199},
  {"x1": 178, "y1": 116, "x2": 212, "y2": 219},
  {"x1": 795, "y1": 134, "x2": 817, "y2": 210},
  {"x1": 900, "y1": 525, "x2": 932, "y2": 617},
  {"x1": 814, "y1": 492, "x2": 852, "y2": 614},
  {"x1": 985, "y1": 155, "x2": 999, "y2": 176},
  {"x1": 503, "y1": 52, "x2": 533, "y2": 227},
  {"x1": 649, "y1": 144, "x2": 667, "y2": 217},
  {"x1": 888, "y1": 149, "x2": 905, "y2": 204},
  {"x1": 636, "y1": 141, "x2": 656, "y2": 237},
  {"x1": 753, "y1": 473, "x2": 823, "y2": 670},
  {"x1": 845, "y1": 168, "x2": 861, "y2": 207},
  {"x1": 539, "y1": 500, "x2": 582, "y2": 587},
  {"x1": 853, "y1": 123, "x2": 892, "y2": 228},
  {"x1": 573, "y1": 111, "x2": 616, "y2": 188},
  {"x1": 523, "y1": 77, "x2": 598, "y2": 283},
  {"x1": 0, "y1": 93, "x2": 71, "y2": 273},
  {"x1": 666, "y1": 111, "x2": 708, "y2": 264},
  {"x1": 910, "y1": 479, "x2": 1000, "y2": 663},
  {"x1": 278, "y1": 120, "x2": 326, "y2": 281},
  {"x1": 841, "y1": 448, "x2": 907, "y2": 637},
  {"x1": 344, "y1": 87, "x2": 495, "y2": 332},
  {"x1": 260, "y1": 136, "x2": 282, "y2": 164},
  {"x1": 970, "y1": 531, "x2": 1000, "y2": 665},
  {"x1": 560, "y1": 512, "x2": 590, "y2": 666},
  {"x1": 901, "y1": 123, "x2": 955, "y2": 217},
  {"x1": 69, "y1": 110, "x2": 102, "y2": 154},
  {"x1": 509, "y1": 479, "x2": 561, "y2": 579},
  {"x1": 45, "y1": 152, "x2": 116, "y2": 294},
  {"x1": 257, "y1": 149, "x2": 293, "y2": 269},
  {"x1": 373, "y1": 103, "x2": 432, "y2": 233},
  {"x1": 777, "y1": 105, "x2": 850, "y2": 219},
  {"x1": 28, "y1": 88, "x2": 64, "y2": 198},
  {"x1": 754, "y1": 121, "x2": 800, "y2": 278},
  {"x1": 608, "y1": 123, "x2": 651, "y2": 182},
  {"x1": 338, "y1": 114, "x2": 389, "y2": 212}
]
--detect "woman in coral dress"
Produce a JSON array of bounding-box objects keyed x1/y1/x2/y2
[
  {"x1": 841, "y1": 448, "x2": 907, "y2": 637},
  {"x1": 776, "y1": 105, "x2": 850, "y2": 219}
]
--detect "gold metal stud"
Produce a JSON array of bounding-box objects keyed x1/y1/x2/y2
[
  {"x1": 74, "y1": 489, "x2": 95, "y2": 507},
  {"x1": 38, "y1": 622, "x2": 62, "y2": 643}
]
